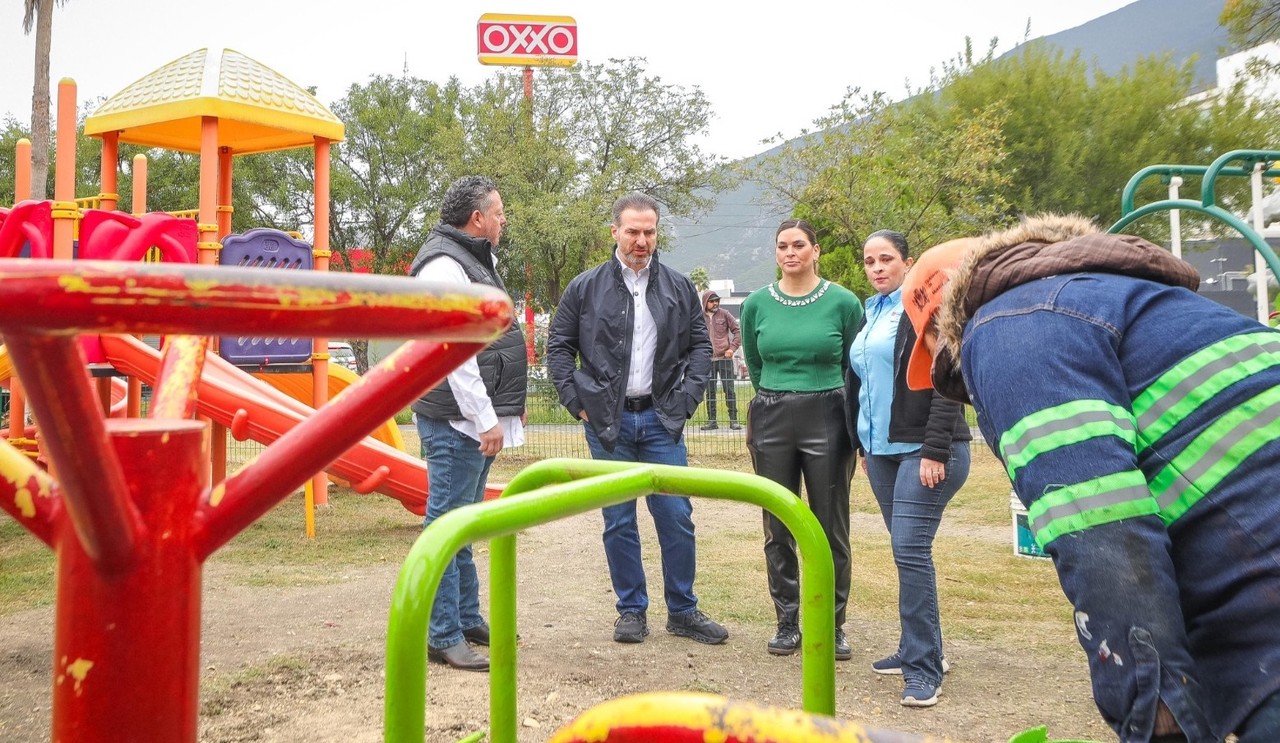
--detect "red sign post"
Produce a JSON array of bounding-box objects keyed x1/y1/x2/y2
[{"x1": 477, "y1": 13, "x2": 578, "y2": 364}]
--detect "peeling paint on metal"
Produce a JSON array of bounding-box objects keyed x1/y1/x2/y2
[
  {"x1": 14, "y1": 486, "x2": 36, "y2": 518},
  {"x1": 5, "y1": 465, "x2": 53, "y2": 520},
  {"x1": 55, "y1": 656, "x2": 95, "y2": 697},
  {"x1": 209, "y1": 482, "x2": 226, "y2": 507}
]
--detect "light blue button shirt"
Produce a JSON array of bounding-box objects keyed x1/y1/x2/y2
[{"x1": 849, "y1": 288, "x2": 920, "y2": 456}]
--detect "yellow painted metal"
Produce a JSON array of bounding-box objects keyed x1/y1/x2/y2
[{"x1": 84, "y1": 49, "x2": 344, "y2": 154}]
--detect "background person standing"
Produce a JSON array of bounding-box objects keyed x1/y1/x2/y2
[
  {"x1": 700, "y1": 289, "x2": 741, "y2": 430},
  {"x1": 408, "y1": 175, "x2": 527, "y2": 672},
  {"x1": 546, "y1": 192, "x2": 728, "y2": 647}
]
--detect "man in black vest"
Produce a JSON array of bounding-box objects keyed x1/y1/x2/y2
[{"x1": 408, "y1": 175, "x2": 528, "y2": 672}]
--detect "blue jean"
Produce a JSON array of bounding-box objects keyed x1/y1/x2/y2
[
  {"x1": 1238, "y1": 688, "x2": 1280, "y2": 742},
  {"x1": 417, "y1": 415, "x2": 495, "y2": 650},
  {"x1": 865, "y1": 441, "x2": 971, "y2": 686},
  {"x1": 583, "y1": 407, "x2": 699, "y2": 616}
]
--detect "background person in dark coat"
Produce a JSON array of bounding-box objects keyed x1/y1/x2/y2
[{"x1": 546, "y1": 192, "x2": 728, "y2": 647}]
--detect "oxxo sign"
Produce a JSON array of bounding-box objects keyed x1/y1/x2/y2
[{"x1": 477, "y1": 13, "x2": 578, "y2": 67}]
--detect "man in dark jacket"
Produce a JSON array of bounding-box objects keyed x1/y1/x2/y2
[
  {"x1": 408, "y1": 175, "x2": 527, "y2": 672},
  {"x1": 546, "y1": 192, "x2": 728, "y2": 646},
  {"x1": 699, "y1": 289, "x2": 741, "y2": 430}
]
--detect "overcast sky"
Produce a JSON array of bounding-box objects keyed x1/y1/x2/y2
[{"x1": 1, "y1": 0, "x2": 1139, "y2": 161}]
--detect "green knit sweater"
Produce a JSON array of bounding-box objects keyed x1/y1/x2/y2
[{"x1": 740, "y1": 279, "x2": 863, "y2": 392}]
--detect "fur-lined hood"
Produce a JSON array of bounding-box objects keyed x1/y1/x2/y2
[{"x1": 935, "y1": 213, "x2": 1198, "y2": 358}]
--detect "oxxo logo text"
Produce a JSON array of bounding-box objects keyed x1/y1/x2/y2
[{"x1": 477, "y1": 15, "x2": 578, "y2": 65}]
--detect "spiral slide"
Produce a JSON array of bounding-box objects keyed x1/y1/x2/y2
[{"x1": 99, "y1": 334, "x2": 441, "y2": 515}]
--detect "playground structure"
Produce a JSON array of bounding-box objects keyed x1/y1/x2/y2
[
  {"x1": 0, "y1": 256, "x2": 511, "y2": 742},
  {"x1": 9, "y1": 46, "x2": 1280, "y2": 743},
  {"x1": 1112, "y1": 148, "x2": 1280, "y2": 321},
  {"x1": 0, "y1": 51, "x2": 511, "y2": 523}
]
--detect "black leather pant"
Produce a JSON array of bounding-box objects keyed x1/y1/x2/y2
[{"x1": 746, "y1": 388, "x2": 854, "y2": 627}]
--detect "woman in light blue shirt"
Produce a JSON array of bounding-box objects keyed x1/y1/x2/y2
[{"x1": 846, "y1": 229, "x2": 971, "y2": 709}]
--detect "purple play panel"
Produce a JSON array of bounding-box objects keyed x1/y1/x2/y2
[{"x1": 218, "y1": 229, "x2": 314, "y2": 365}]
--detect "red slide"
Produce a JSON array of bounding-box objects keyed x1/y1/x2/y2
[{"x1": 99, "y1": 334, "x2": 476, "y2": 516}]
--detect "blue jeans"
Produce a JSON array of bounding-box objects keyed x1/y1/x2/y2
[
  {"x1": 417, "y1": 415, "x2": 495, "y2": 650},
  {"x1": 865, "y1": 441, "x2": 971, "y2": 686},
  {"x1": 1238, "y1": 688, "x2": 1280, "y2": 742},
  {"x1": 583, "y1": 407, "x2": 699, "y2": 616}
]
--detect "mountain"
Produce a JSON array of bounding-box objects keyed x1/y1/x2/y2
[{"x1": 662, "y1": 0, "x2": 1232, "y2": 292}]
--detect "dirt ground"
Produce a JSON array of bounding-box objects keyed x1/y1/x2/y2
[{"x1": 0, "y1": 492, "x2": 1114, "y2": 743}]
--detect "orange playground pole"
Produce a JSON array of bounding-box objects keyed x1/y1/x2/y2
[
  {"x1": 99, "y1": 132, "x2": 119, "y2": 213},
  {"x1": 51, "y1": 79, "x2": 76, "y2": 261},
  {"x1": 197, "y1": 117, "x2": 228, "y2": 483},
  {"x1": 131, "y1": 155, "x2": 148, "y2": 216},
  {"x1": 311, "y1": 137, "x2": 333, "y2": 509},
  {"x1": 126, "y1": 154, "x2": 149, "y2": 417},
  {"x1": 7, "y1": 138, "x2": 32, "y2": 442},
  {"x1": 217, "y1": 148, "x2": 233, "y2": 239},
  {"x1": 14, "y1": 138, "x2": 31, "y2": 199},
  {"x1": 196, "y1": 117, "x2": 220, "y2": 266}
]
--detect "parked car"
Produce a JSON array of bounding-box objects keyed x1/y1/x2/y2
[{"x1": 328, "y1": 341, "x2": 359, "y2": 373}]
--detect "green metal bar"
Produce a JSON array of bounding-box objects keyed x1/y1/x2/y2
[
  {"x1": 1109, "y1": 199, "x2": 1280, "y2": 282},
  {"x1": 505, "y1": 459, "x2": 838, "y2": 716},
  {"x1": 384, "y1": 467, "x2": 656, "y2": 743},
  {"x1": 1200, "y1": 149, "x2": 1280, "y2": 208},
  {"x1": 384, "y1": 458, "x2": 837, "y2": 742}
]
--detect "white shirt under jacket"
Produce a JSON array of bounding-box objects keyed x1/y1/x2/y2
[{"x1": 415, "y1": 255, "x2": 525, "y2": 448}]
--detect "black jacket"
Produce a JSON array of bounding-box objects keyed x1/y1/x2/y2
[
  {"x1": 408, "y1": 223, "x2": 527, "y2": 421},
  {"x1": 845, "y1": 311, "x2": 970, "y2": 462},
  {"x1": 546, "y1": 251, "x2": 711, "y2": 452}
]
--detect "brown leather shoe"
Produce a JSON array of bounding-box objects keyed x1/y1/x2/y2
[
  {"x1": 462, "y1": 624, "x2": 490, "y2": 646},
  {"x1": 427, "y1": 641, "x2": 489, "y2": 672}
]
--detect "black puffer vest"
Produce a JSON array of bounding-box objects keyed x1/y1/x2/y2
[{"x1": 408, "y1": 224, "x2": 527, "y2": 420}]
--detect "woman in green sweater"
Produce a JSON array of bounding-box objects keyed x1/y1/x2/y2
[{"x1": 740, "y1": 218, "x2": 863, "y2": 659}]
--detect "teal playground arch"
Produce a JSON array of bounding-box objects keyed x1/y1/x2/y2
[{"x1": 1112, "y1": 149, "x2": 1280, "y2": 302}]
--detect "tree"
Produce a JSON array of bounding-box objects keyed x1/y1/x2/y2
[
  {"x1": 920, "y1": 42, "x2": 1280, "y2": 234},
  {"x1": 1222, "y1": 0, "x2": 1280, "y2": 48},
  {"x1": 22, "y1": 0, "x2": 66, "y2": 200},
  {"x1": 325, "y1": 75, "x2": 467, "y2": 277},
  {"x1": 744, "y1": 54, "x2": 1010, "y2": 295},
  {"x1": 462, "y1": 58, "x2": 733, "y2": 309},
  {"x1": 746, "y1": 38, "x2": 1280, "y2": 294},
  {"x1": 688, "y1": 266, "x2": 710, "y2": 291}
]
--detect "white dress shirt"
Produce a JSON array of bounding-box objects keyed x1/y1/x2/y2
[
  {"x1": 617, "y1": 251, "x2": 656, "y2": 397},
  {"x1": 415, "y1": 255, "x2": 525, "y2": 447}
]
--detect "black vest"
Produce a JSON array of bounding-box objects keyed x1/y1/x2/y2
[{"x1": 408, "y1": 224, "x2": 527, "y2": 420}]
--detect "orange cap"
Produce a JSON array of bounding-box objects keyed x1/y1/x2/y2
[{"x1": 901, "y1": 238, "x2": 974, "y2": 390}]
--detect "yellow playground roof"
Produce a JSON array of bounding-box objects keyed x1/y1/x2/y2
[{"x1": 84, "y1": 48, "x2": 344, "y2": 155}]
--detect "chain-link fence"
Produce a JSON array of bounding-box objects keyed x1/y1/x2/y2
[{"x1": 1, "y1": 366, "x2": 971, "y2": 465}]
